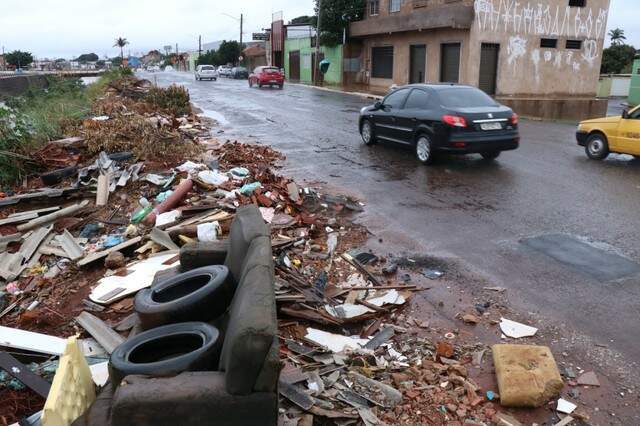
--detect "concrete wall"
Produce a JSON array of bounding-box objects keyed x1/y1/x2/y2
[
  {"x1": 284, "y1": 37, "x2": 343, "y2": 85},
  {"x1": 629, "y1": 58, "x2": 640, "y2": 106},
  {"x1": 0, "y1": 75, "x2": 49, "y2": 99},
  {"x1": 470, "y1": 0, "x2": 611, "y2": 97}
]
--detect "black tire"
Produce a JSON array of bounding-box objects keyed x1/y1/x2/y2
[
  {"x1": 109, "y1": 322, "x2": 220, "y2": 386},
  {"x1": 258, "y1": 83, "x2": 263, "y2": 88},
  {"x1": 249, "y1": 79, "x2": 253, "y2": 88},
  {"x1": 585, "y1": 133, "x2": 610, "y2": 160},
  {"x1": 360, "y1": 119, "x2": 376, "y2": 145},
  {"x1": 135, "y1": 265, "x2": 229, "y2": 330},
  {"x1": 415, "y1": 134, "x2": 435, "y2": 165},
  {"x1": 481, "y1": 151, "x2": 501, "y2": 160},
  {"x1": 279, "y1": 84, "x2": 284, "y2": 89}
]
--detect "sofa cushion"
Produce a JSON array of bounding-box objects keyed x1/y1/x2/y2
[
  {"x1": 224, "y1": 205, "x2": 269, "y2": 282},
  {"x1": 253, "y1": 335, "x2": 280, "y2": 393},
  {"x1": 219, "y1": 264, "x2": 277, "y2": 395},
  {"x1": 110, "y1": 372, "x2": 277, "y2": 426}
]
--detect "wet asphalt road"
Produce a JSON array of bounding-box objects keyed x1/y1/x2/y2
[{"x1": 149, "y1": 71, "x2": 640, "y2": 370}]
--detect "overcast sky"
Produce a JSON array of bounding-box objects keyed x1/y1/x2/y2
[{"x1": 0, "y1": 0, "x2": 637, "y2": 59}]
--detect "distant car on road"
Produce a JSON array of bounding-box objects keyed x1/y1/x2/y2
[
  {"x1": 195, "y1": 65, "x2": 218, "y2": 81},
  {"x1": 359, "y1": 84, "x2": 519, "y2": 164},
  {"x1": 576, "y1": 105, "x2": 640, "y2": 160},
  {"x1": 249, "y1": 66, "x2": 284, "y2": 89},
  {"x1": 147, "y1": 65, "x2": 160, "y2": 72},
  {"x1": 230, "y1": 67, "x2": 249, "y2": 80},
  {"x1": 218, "y1": 65, "x2": 232, "y2": 78}
]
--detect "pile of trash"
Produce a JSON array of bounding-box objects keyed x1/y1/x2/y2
[{"x1": 0, "y1": 74, "x2": 608, "y2": 426}]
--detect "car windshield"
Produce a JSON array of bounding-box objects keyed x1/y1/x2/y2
[
  {"x1": 437, "y1": 88, "x2": 498, "y2": 108},
  {"x1": 201, "y1": 66, "x2": 214, "y2": 71}
]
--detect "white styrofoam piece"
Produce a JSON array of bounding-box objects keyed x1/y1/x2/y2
[
  {"x1": 305, "y1": 328, "x2": 369, "y2": 353},
  {"x1": 499, "y1": 318, "x2": 538, "y2": 338},
  {"x1": 557, "y1": 398, "x2": 578, "y2": 414},
  {"x1": 0, "y1": 326, "x2": 96, "y2": 357},
  {"x1": 89, "y1": 252, "x2": 179, "y2": 305}
]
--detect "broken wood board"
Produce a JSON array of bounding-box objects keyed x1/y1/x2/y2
[
  {"x1": 0, "y1": 351, "x2": 52, "y2": 398},
  {"x1": 89, "y1": 252, "x2": 179, "y2": 305},
  {"x1": 76, "y1": 311, "x2": 125, "y2": 354},
  {"x1": 279, "y1": 381, "x2": 315, "y2": 411},
  {"x1": 150, "y1": 227, "x2": 180, "y2": 251},
  {"x1": 77, "y1": 236, "x2": 142, "y2": 266},
  {"x1": 0, "y1": 326, "x2": 97, "y2": 357}
]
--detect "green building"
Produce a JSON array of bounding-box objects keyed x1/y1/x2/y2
[
  {"x1": 283, "y1": 25, "x2": 343, "y2": 86},
  {"x1": 629, "y1": 55, "x2": 640, "y2": 106}
]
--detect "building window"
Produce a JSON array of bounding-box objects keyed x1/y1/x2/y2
[
  {"x1": 369, "y1": 0, "x2": 379, "y2": 16},
  {"x1": 566, "y1": 39, "x2": 583, "y2": 49},
  {"x1": 371, "y1": 46, "x2": 394, "y2": 79},
  {"x1": 540, "y1": 38, "x2": 558, "y2": 48},
  {"x1": 569, "y1": 0, "x2": 586, "y2": 7},
  {"x1": 390, "y1": 0, "x2": 402, "y2": 13}
]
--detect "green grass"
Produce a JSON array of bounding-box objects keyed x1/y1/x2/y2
[{"x1": 0, "y1": 68, "x2": 131, "y2": 185}]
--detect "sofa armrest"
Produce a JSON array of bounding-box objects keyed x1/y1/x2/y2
[{"x1": 180, "y1": 240, "x2": 229, "y2": 271}]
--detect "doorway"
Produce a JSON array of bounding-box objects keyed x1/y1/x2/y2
[
  {"x1": 479, "y1": 43, "x2": 500, "y2": 95},
  {"x1": 289, "y1": 50, "x2": 300, "y2": 81},
  {"x1": 409, "y1": 45, "x2": 426, "y2": 84},
  {"x1": 440, "y1": 43, "x2": 461, "y2": 83}
]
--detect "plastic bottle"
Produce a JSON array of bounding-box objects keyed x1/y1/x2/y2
[{"x1": 130, "y1": 204, "x2": 153, "y2": 224}]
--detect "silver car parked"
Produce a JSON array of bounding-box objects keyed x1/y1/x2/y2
[{"x1": 195, "y1": 65, "x2": 218, "y2": 81}]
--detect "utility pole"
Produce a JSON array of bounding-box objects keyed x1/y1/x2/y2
[
  {"x1": 315, "y1": 0, "x2": 323, "y2": 85},
  {"x1": 240, "y1": 14, "x2": 244, "y2": 66},
  {"x1": 198, "y1": 35, "x2": 202, "y2": 57}
]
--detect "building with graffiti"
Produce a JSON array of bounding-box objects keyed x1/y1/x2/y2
[{"x1": 349, "y1": 0, "x2": 611, "y2": 119}]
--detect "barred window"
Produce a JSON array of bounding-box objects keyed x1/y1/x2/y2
[
  {"x1": 369, "y1": 0, "x2": 379, "y2": 16},
  {"x1": 371, "y1": 46, "x2": 394, "y2": 79}
]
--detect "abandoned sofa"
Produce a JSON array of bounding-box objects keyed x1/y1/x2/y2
[{"x1": 76, "y1": 205, "x2": 280, "y2": 426}]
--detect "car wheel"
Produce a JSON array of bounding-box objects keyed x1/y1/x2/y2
[
  {"x1": 361, "y1": 119, "x2": 376, "y2": 145},
  {"x1": 258, "y1": 83, "x2": 263, "y2": 88},
  {"x1": 135, "y1": 265, "x2": 230, "y2": 330},
  {"x1": 249, "y1": 80, "x2": 253, "y2": 88},
  {"x1": 481, "y1": 151, "x2": 501, "y2": 160},
  {"x1": 585, "y1": 133, "x2": 610, "y2": 160},
  {"x1": 279, "y1": 84, "x2": 284, "y2": 89},
  {"x1": 109, "y1": 322, "x2": 221, "y2": 387},
  {"x1": 415, "y1": 134, "x2": 435, "y2": 165},
  {"x1": 195, "y1": 76, "x2": 199, "y2": 81}
]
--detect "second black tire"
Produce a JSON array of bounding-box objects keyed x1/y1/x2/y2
[
  {"x1": 109, "y1": 322, "x2": 220, "y2": 386},
  {"x1": 135, "y1": 265, "x2": 229, "y2": 330}
]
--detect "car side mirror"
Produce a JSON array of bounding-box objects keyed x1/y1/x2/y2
[
  {"x1": 622, "y1": 109, "x2": 630, "y2": 119},
  {"x1": 374, "y1": 101, "x2": 383, "y2": 110}
]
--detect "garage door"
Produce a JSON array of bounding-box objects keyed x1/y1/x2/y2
[{"x1": 479, "y1": 43, "x2": 500, "y2": 95}]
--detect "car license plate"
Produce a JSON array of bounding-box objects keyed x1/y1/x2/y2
[
  {"x1": 270, "y1": 80, "x2": 277, "y2": 83},
  {"x1": 480, "y1": 122, "x2": 502, "y2": 131}
]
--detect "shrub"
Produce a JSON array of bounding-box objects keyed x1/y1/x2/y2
[{"x1": 145, "y1": 84, "x2": 191, "y2": 116}]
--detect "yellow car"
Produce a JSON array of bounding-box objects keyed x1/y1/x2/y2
[{"x1": 576, "y1": 105, "x2": 640, "y2": 160}]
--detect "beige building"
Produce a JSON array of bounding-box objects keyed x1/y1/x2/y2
[{"x1": 349, "y1": 0, "x2": 611, "y2": 119}]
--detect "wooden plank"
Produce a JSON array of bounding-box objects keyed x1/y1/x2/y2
[
  {"x1": 77, "y1": 236, "x2": 142, "y2": 266},
  {"x1": 0, "y1": 325, "x2": 68, "y2": 355},
  {"x1": 0, "y1": 352, "x2": 51, "y2": 398}
]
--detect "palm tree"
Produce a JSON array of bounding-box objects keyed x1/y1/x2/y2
[
  {"x1": 114, "y1": 37, "x2": 129, "y2": 65},
  {"x1": 608, "y1": 28, "x2": 626, "y2": 46}
]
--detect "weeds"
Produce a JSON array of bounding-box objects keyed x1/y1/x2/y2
[{"x1": 145, "y1": 84, "x2": 191, "y2": 116}]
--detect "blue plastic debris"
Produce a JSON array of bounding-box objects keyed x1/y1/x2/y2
[
  {"x1": 156, "y1": 190, "x2": 173, "y2": 203},
  {"x1": 239, "y1": 182, "x2": 261, "y2": 196},
  {"x1": 228, "y1": 167, "x2": 250, "y2": 178},
  {"x1": 486, "y1": 390, "x2": 495, "y2": 401},
  {"x1": 103, "y1": 235, "x2": 125, "y2": 249}
]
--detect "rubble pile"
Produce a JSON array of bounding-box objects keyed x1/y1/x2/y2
[{"x1": 0, "y1": 74, "x2": 612, "y2": 425}]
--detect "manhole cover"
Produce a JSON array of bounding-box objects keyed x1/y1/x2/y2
[{"x1": 521, "y1": 234, "x2": 640, "y2": 281}]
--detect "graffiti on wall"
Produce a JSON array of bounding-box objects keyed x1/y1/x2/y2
[
  {"x1": 475, "y1": 0, "x2": 609, "y2": 85},
  {"x1": 474, "y1": 0, "x2": 608, "y2": 39}
]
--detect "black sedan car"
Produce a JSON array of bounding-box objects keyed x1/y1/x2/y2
[
  {"x1": 359, "y1": 84, "x2": 519, "y2": 164},
  {"x1": 231, "y1": 67, "x2": 249, "y2": 79}
]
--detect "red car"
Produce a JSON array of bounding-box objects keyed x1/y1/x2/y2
[{"x1": 249, "y1": 66, "x2": 284, "y2": 89}]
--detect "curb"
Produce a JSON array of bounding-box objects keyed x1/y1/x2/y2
[{"x1": 286, "y1": 82, "x2": 383, "y2": 101}]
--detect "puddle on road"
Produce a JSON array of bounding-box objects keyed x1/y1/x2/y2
[
  {"x1": 521, "y1": 234, "x2": 640, "y2": 281},
  {"x1": 199, "y1": 109, "x2": 229, "y2": 126}
]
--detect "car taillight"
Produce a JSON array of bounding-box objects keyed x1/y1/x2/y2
[
  {"x1": 442, "y1": 115, "x2": 467, "y2": 128},
  {"x1": 511, "y1": 113, "x2": 518, "y2": 125}
]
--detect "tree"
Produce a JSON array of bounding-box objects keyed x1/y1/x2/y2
[
  {"x1": 197, "y1": 50, "x2": 221, "y2": 66},
  {"x1": 289, "y1": 15, "x2": 317, "y2": 25},
  {"x1": 315, "y1": 0, "x2": 366, "y2": 47},
  {"x1": 5, "y1": 50, "x2": 34, "y2": 68},
  {"x1": 113, "y1": 37, "x2": 129, "y2": 64},
  {"x1": 217, "y1": 40, "x2": 242, "y2": 65},
  {"x1": 601, "y1": 44, "x2": 637, "y2": 74},
  {"x1": 77, "y1": 53, "x2": 99, "y2": 63},
  {"x1": 608, "y1": 28, "x2": 626, "y2": 46}
]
